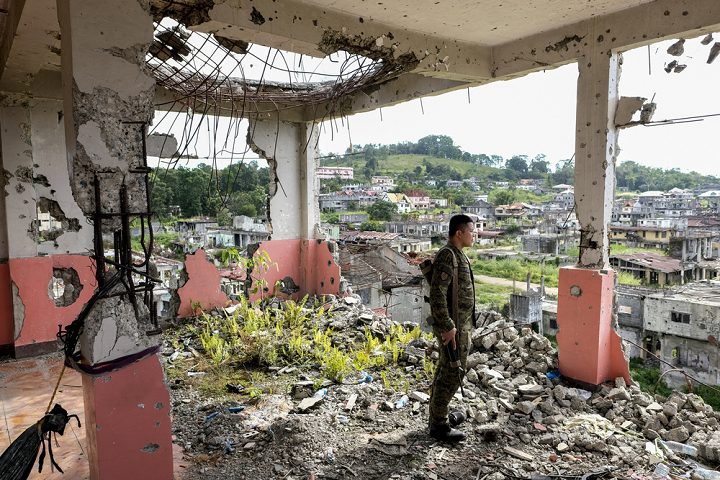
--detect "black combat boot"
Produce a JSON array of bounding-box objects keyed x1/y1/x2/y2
[{"x1": 429, "y1": 422, "x2": 466, "y2": 442}]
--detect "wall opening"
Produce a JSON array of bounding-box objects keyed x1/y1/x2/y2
[{"x1": 48, "y1": 267, "x2": 83, "y2": 307}]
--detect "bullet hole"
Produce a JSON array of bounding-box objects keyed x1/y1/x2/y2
[
  {"x1": 250, "y1": 7, "x2": 265, "y2": 25},
  {"x1": 664, "y1": 10, "x2": 670, "y2": 16},
  {"x1": 597, "y1": 35, "x2": 604, "y2": 42},
  {"x1": 96, "y1": 425, "x2": 101, "y2": 430},
  {"x1": 682, "y1": 11, "x2": 688, "y2": 15},
  {"x1": 313, "y1": 19, "x2": 318, "y2": 26},
  {"x1": 570, "y1": 285, "x2": 582, "y2": 297},
  {"x1": 321, "y1": 282, "x2": 325, "y2": 288},
  {"x1": 327, "y1": 260, "x2": 332, "y2": 267},
  {"x1": 141, "y1": 443, "x2": 160, "y2": 453},
  {"x1": 155, "y1": 402, "x2": 164, "y2": 410},
  {"x1": 359, "y1": 17, "x2": 364, "y2": 23},
  {"x1": 49, "y1": 267, "x2": 83, "y2": 307},
  {"x1": 30, "y1": 197, "x2": 81, "y2": 245},
  {"x1": 330, "y1": 277, "x2": 335, "y2": 285},
  {"x1": 155, "y1": 422, "x2": 161, "y2": 427},
  {"x1": 278, "y1": 276, "x2": 300, "y2": 295}
]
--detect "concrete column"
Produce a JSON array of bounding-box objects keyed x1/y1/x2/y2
[
  {"x1": 556, "y1": 29, "x2": 630, "y2": 386},
  {"x1": 57, "y1": 1, "x2": 172, "y2": 479},
  {"x1": 248, "y1": 119, "x2": 320, "y2": 240}
]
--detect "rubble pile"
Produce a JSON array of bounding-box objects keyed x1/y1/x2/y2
[{"x1": 166, "y1": 299, "x2": 720, "y2": 480}]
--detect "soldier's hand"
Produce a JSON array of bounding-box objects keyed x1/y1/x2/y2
[{"x1": 441, "y1": 328, "x2": 457, "y2": 350}]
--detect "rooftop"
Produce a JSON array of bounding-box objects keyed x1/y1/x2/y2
[{"x1": 610, "y1": 252, "x2": 682, "y2": 273}]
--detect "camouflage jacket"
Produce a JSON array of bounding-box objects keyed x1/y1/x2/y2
[{"x1": 429, "y1": 243, "x2": 475, "y2": 334}]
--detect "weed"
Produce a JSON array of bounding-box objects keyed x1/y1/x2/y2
[
  {"x1": 324, "y1": 346, "x2": 351, "y2": 383},
  {"x1": 381, "y1": 370, "x2": 393, "y2": 390},
  {"x1": 423, "y1": 357, "x2": 436, "y2": 380}
]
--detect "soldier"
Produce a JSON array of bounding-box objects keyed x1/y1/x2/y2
[{"x1": 428, "y1": 214, "x2": 476, "y2": 442}]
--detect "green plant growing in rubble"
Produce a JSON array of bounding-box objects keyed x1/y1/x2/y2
[
  {"x1": 200, "y1": 323, "x2": 226, "y2": 365},
  {"x1": 282, "y1": 295, "x2": 310, "y2": 329},
  {"x1": 422, "y1": 331, "x2": 434, "y2": 342},
  {"x1": 391, "y1": 340, "x2": 403, "y2": 364},
  {"x1": 324, "y1": 346, "x2": 351, "y2": 383},
  {"x1": 381, "y1": 370, "x2": 393, "y2": 390},
  {"x1": 189, "y1": 298, "x2": 204, "y2": 316},
  {"x1": 222, "y1": 247, "x2": 278, "y2": 297},
  {"x1": 423, "y1": 357, "x2": 436, "y2": 380},
  {"x1": 351, "y1": 347, "x2": 372, "y2": 371}
]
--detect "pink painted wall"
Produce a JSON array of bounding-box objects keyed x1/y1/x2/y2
[
  {"x1": 83, "y1": 354, "x2": 173, "y2": 480},
  {"x1": 177, "y1": 249, "x2": 229, "y2": 318},
  {"x1": 251, "y1": 239, "x2": 340, "y2": 302},
  {"x1": 9, "y1": 255, "x2": 96, "y2": 348},
  {"x1": 556, "y1": 267, "x2": 631, "y2": 386},
  {"x1": 0, "y1": 264, "x2": 13, "y2": 347},
  {"x1": 177, "y1": 241, "x2": 340, "y2": 317}
]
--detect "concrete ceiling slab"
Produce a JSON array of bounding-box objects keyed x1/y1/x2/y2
[{"x1": 297, "y1": 0, "x2": 658, "y2": 46}]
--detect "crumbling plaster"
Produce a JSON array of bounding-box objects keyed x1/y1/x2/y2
[
  {"x1": 645, "y1": 297, "x2": 720, "y2": 343},
  {"x1": 58, "y1": 0, "x2": 155, "y2": 230},
  {"x1": 0, "y1": 94, "x2": 93, "y2": 257},
  {"x1": 247, "y1": 119, "x2": 320, "y2": 241}
]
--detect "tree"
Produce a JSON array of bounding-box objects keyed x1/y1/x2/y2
[
  {"x1": 360, "y1": 220, "x2": 384, "y2": 232},
  {"x1": 325, "y1": 212, "x2": 339, "y2": 224},
  {"x1": 505, "y1": 223, "x2": 521, "y2": 234},
  {"x1": 367, "y1": 199, "x2": 398, "y2": 221},
  {"x1": 529, "y1": 154, "x2": 550, "y2": 173},
  {"x1": 453, "y1": 190, "x2": 475, "y2": 207},
  {"x1": 506, "y1": 155, "x2": 529, "y2": 174},
  {"x1": 492, "y1": 190, "x2": 515, "y2": 206},
  {"x1": 414, "y1": 166, "x2": 423, "y2": 175}
]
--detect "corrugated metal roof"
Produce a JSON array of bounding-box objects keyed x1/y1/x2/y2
[{"x1": 611, "y1": 252, "x2": 682, "y2": 273}]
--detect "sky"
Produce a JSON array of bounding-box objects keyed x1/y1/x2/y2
[{"x1": 151, "y1": 33, "x2": 720, "y2": 177}]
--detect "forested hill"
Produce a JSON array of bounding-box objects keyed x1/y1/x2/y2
[{"x1": 320, "y1": 135, "x2": 720, "y2": 191}]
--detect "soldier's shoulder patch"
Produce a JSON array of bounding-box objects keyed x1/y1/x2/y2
[{"x1": 440, "y1": 272, "x2": 448, "y2": 281}]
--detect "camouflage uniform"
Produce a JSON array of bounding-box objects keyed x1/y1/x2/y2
[{"x1": 428, "y1": 243, "x2": 475, "y2": 426}]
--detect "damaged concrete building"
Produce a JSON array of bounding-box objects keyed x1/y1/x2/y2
[{"x1": 0, "y1": 0, "x2": 719, "y2": 478}]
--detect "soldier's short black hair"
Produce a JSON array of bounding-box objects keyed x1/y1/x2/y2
[{"x1": 449, "y1": 214, "x2": 474, "y2": 237}]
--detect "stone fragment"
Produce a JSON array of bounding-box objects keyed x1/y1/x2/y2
[
  {"x1": 664, "y1": 402, "x2": 678, "y2": 418},
  {"x1": 615, "y1": 377, "x2": 626, "y2": 388},
  {"x1": 557, "y1": 442, "x2": 569, "y2": 453},
  {"x1": 664, "y1": 426, "x2": 690, "y2": 443},
  {"x1": 466, "y1": 369, "x2": 479, "y2": 384},
  {"x1": 607, "y1": 388, "x2": 631, "y2": 401},
  {"x1": 668, "y1": 391, "x2": 687, "y2": 410},
  {"x1": 516, "y1": 401, "x2": 536, "y2": 415},
  {"x1": 697, "y1": 431, "x2": 720, "y2": 462},
  {"x1": 466, "y1": 352, "x2": 488, "y2": 369},
  {"x1": 519, "y1": 384, "x2": 544, "y2": 396},
  {"x1": 297, "y1": 397, "x2": 323, "y2": 411},
  {"x1": 646, "y1": 402, "x2": 663, "y2": 413},
  {"x1": 632, "y1": 392, "x2": 652, "y2": 407},
  {"x1": 553, "y1": 385, "x2": 568, "y2": 401},
  {"x1": 482, "y1": 332, "x2": 497, "y2": 350},
  {"x1": 409, "y1": 391, "x2": 430, "y2": 403},
  {"x1": 525, "y1": 361, "x2": 547, "y2": 374}
]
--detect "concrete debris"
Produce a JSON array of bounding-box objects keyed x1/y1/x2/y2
[
  {"x1": 164, "y1": 304, "x2": 720, "y2": 479},
  {"x1": 708, "y1": 42, "x2": 720, "y2": 65},
  {"x1": 702, "y1": 34, "x2": 714, "y2": 45},
  {"x1": 667, "y1": 39, "x2": 685, "y2": 56}
]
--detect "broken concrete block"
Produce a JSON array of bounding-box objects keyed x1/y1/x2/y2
[
  {"x1": 465, "y1": 368, "x2": 479, "y2": 384},
  {"x1": 667, "y1": 38, "x2": 685, "y2": 56},
  {"x1": 409, "y1": 391, "x2": 430, "y2": 403},
  {"x1": 664, "y1": 426, "x2": 690, "y2": 443},
  {"x1": 525, "y1": 361, "x2": 547, "y2": 374},
  {"x1": 663, "y1": 402, "x2": 678, "y2": 418},
  {"x1": 466, "y1": 352, "x2": 488, "y2": 369},
  {"x1": 516, "y1": 401, "x2": 536, "y2": 415},
  {"x1": 297, "y1": 396, "x2": 323, "y2": 411},
  {"x1": 518, "y1": 384, "x2": 544, "y2": 396},
  {"x1": 553, "y1": 385, "x2": 568, "y2": 401},
  {"x1": 607, "y1": 388, "x2": 631, "y2": 402},
  {"x1": 615, "y1": 96, "x2": 647, "y2": 126}
]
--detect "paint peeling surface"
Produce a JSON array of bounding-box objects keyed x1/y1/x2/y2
[
  {"x1": 9, "y1": 255, "x2": 96, "y2": 351},
  {"x1": 177, "y1": 249, "x2": 229, "y2": 317},
  {"x1": 82, "y1": 354, "x2": 173, "y2": 480},
  {"x1": 556, "y1": 267, "x2": 630, "y2": 386}
]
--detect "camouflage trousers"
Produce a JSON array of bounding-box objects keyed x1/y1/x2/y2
[{"x1": 428, "y1": 327, "x2": 471, "y2": 426}]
